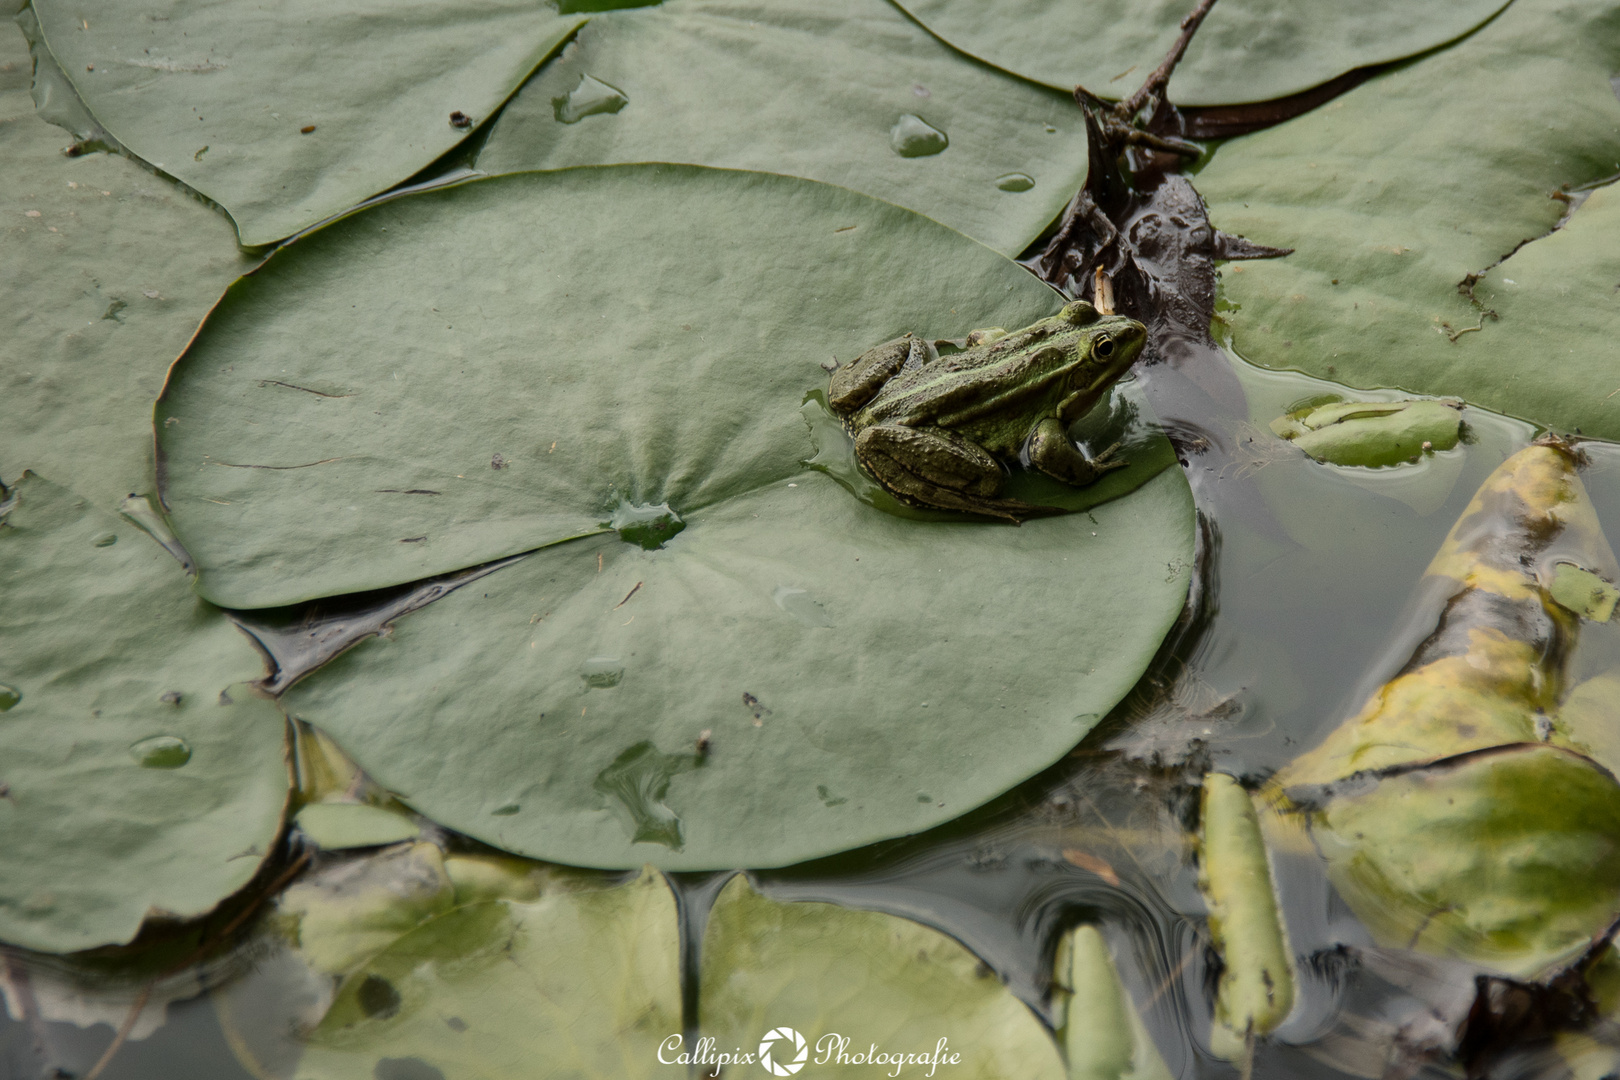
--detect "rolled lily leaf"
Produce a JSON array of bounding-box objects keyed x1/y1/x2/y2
[
  {"x1": 1056, "y1": 924, "x2": 1173, "y2": 1080},
  {"x1": 1198, "y1": 774, "x2": 1294, "y2": 1056},
  {"x1": 1269, "y1": 442, "x2": 1620, "y2": 976},
  {"x1": 1270, "y1": 399, "x2": 1462, "y2": 468}
]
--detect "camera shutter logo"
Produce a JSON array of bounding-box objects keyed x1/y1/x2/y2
[{"x1": 758, "y1": 1026, "x2": 808, "y2": 1076}]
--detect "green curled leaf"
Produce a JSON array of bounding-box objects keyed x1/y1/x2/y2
[{"x1": 1270, "y1": 399, "x2": 1462, "y2": 468}]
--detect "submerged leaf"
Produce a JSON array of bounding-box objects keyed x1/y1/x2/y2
[
  {"x1": 699, "y1": 875, "x2": 1065, "y2": 1078},
  {"x1": 1270, "y1": 445, "x2": 1620, "y2": 975},
  {"x1": 1056, "y1": 924, "x2": 1173, "y2": 1080},
  {"x1": 26, "y1": 0, "x2": 581, "y2": 245},
  {"x1": 237, "y1": 848, "x2": 680, "y2": 1079},
  {"x1": 0, "y1": 474, "x2": 287, "y2": 952}
]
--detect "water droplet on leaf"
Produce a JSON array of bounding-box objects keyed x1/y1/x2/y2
[
  {"x1": 609, "y1": 500, "x2": 685, "y2": 549},
  {"x1": 130, "y1": 735, "x2": 191, "y2": 769},
  {"x1": 92, "y1": 531, "x2": 117, "y2": 547},
  {"x1": 0, "y1": 685, "x2": 20, "y2": 712},
  {"x1": 580, "y1": 656, "x2": 625, "y2": 688},
  {"x1": 889, "y1": 114, "x2": 948, "y2": 158},
  {"x1": 995, "y1": 173, "x2": 1035, "y2": 192},
  {"x1": 553, "y1": 75, "x2": 629, "y2": 124}
]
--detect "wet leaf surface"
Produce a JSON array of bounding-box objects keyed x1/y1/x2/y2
[
  {"x1": 700, "y1": 874, "x2": 1066, "y2": 1078},
  {"x1": 0, "y1": 474, "x2": 287, "y2": 952},
  {"x1": 0, "y1": 22, "x2": 255, "y2": 512},
  {"x1": 891, "y1": 0, "x2": 1509, "y2": 106},
  {"x1": 474, "y1": 0, "x2": 1089, "y2": 256},
  {"x1": 1200, "y1": 0, "x2": 1620, "y2": 439},
  {"x1": 283, "y1": 464, "x2": 1192, "y2": 870},
  {"x1": 25, "y1": 0, "x2": 582, "y2": 246}
]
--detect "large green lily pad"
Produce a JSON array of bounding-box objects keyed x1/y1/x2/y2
[
  {"x1": 1200, "y1": 0, "x2": 1620, "y2": 439},
  {"x1": 168, "y1": 165, "x2": 1193, "y2": 869},
  {"x1": 285, "y1": 464, "x2": 1191, "y2": 870},
  {"x1": 25, "y1": 0, "x2": 581, "y2": 246},
  {"x1": 699, "y1": 875, "x2": 1066, "y2": 1078},
  {"x1": 0, "y1": 20, "x2": 255, "y2": 512},
  {"x1": 474, "y1": 0, "x2": 1086, "y2": 256},
  {"x1": 0, "y1": 474, "x2": 288, "y2": 952},
  {"x1": 157, "y1": 164, "x2": 1178, "y2": 608},
  {"x1": 892, "y1": 0, "x2": 1509, "y2": 106}
]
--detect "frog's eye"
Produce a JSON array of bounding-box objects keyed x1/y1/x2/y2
[{"x1": 1095, "y1": 337, "x2": 1116, "y2": 359}]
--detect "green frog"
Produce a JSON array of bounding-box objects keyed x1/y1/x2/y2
[{"x1": 827, "y1": 300, "x2": 1147, "y2": 521}]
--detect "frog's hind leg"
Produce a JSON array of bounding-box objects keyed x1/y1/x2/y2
[
  {"x1": 828, "y1": 336, "x2": 930, "y2": 413},
  {"x1": 854, "y1": 424, "x2": 1049, "y2": 523}
]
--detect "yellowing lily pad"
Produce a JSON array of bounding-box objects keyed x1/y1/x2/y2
[
  {"x1": 25, "y1": 0, "x2": 581, "y2": 245},
  {"x1": 699, "y1": 875, "x2": 1066, "y2": 1078},
  {"x1": 474, "y1": 0, "x2": 1088, "y2": 255},
  {"x1": 224, "y1": 845, "x2": 681, "y2": 1080},
  {"x1": 0, "y1": 474, "x2": 288, "y2": 952}
]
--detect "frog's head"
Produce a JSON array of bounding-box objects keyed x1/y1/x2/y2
[{"x1": 1050, "y1": 301, "x2": 1147, "y2": 419}]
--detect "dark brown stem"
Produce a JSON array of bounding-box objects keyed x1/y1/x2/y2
[{"x1": 1121, "y1": 0, "x2": 1219, "y2": 118}]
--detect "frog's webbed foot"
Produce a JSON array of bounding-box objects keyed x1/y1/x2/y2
[
  {"x1": 1028, "y1": 416, "x2": 1128, "y2": 486},
  {"x1": 854, "y1": 424, "x2": 1051, "y2": 523},
  {"x1": 828, "y1": 335, "x2": 932, "y2": 414}
]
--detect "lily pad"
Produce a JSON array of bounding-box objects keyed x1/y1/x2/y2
[
  {"x1": 0, "y1": 474, "x2": 287, "y2": 952},
  {"x1": 1200, "y1": 0, "x2": 1620, "y2": 439},
  {"x1": 473, "y1": 0, "x2": 1087, "y2": 255},
  {"x1": 1309, "y1": 745, "x2": 1620, "y2": 977},
  {"x1": 698, "y1": 875, "x2": 1066, "y2": 1078},
  {"x1": 156, "y1": 165, "x2": 1171, "y2": 609},
  {"x1": 25, "y1": 0, "x2": 582, "y2": 246},
  {"x1": 255, "y1": 852, "x2": 682, "y2": 1080},
  {"x1": 891, "y1": 0, "x2": 1509, "y2": 106},
  {"x1": 0, "y1": 21, "x2": 255, "y2": 511},
  {"x1": 285, "y1": 463, "x2": 1191, "y2": 870}
]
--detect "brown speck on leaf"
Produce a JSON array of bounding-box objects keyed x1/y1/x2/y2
[
  {"x1": 300, "y1": 124, "x2": 316, "y2": 134},
  {"x1": 696, "y1": 729, "x2": 712, "y2": 756},
  {"x1": 449, "y1": 111, "x2": 473, "y2": 129},
  {"x1": 490, "y1": 453, "x2": 506, "y2": 469},
  {"x1": 159, "y1": 691, "x2": 182, "y2": 706},
  {"x1": 86, "y1": 64, "x2": 93, "y2": 71},
  {"x1": 1062, "y1": 848, "x2": 1121, "y2": 886},
  {"x1": 743, "y1": 692, "x2": 772, "y2": 722}
]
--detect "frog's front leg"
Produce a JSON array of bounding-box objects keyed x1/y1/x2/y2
[
  {"x1": 854, "y1": 423, "x2": 1043, "y2": 522},
  {"x1": 1026, "y1": 415, "x2": 1126, "y2": 486},
  {"x1": 828, "y1": 335, "x2": 930, "y2": 413}
]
